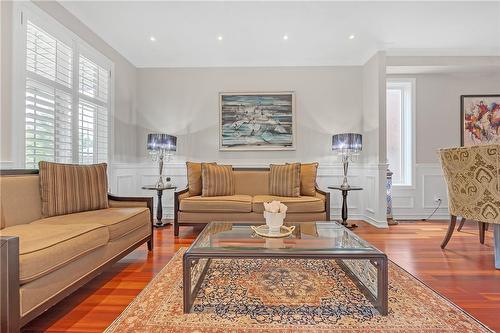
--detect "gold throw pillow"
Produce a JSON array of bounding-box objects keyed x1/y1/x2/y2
[
  {"x1": 300, "y1": 162, "x2": 319, "y2": 196},
  {"x1": 186, "y1": 162, "x2": 217, "y2": 195},
  {"x1": 201, "y1": 163, "x2": 235, "y2": 197},
  {"x1": 269, "y1": 163, "x2": 301, "y2": 197},
  {"x1": 39, "y1": 161, "x2": 109, "y2": 217}
]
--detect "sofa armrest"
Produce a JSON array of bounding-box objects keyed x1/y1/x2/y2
[
  {"x1": 0, "y1": 236, "x2": 20, "y2": 333},
  {"x1": 175, "y1": 188, "x2": 191, "y2": 201},
  {"x1": 173, "y1": 188, "x2": 191, "y2": 236},
  {"x1": 315, "y1": 187, "x2": 331, "y2": 221},
  {"x1": 107, "y1": 194, "x2": 154, "y2": 249}
]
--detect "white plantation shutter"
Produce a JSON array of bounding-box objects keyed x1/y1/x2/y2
[
  {"x1": 23, "y1": 18, "x2": 111, "y2": 168},
  {"x1": 25, "y1": 79, "x2": 73, "y2": 168},
  {"x1": 78, "y1": 55, "x2": 109, "y2": 164},
  {"x1": 26, "y1": 21, "x2": 73, "y2": 89}
]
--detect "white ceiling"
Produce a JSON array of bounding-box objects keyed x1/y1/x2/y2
[{"x1": 60, "y1": 1, "x2": 500, "y2": 68}]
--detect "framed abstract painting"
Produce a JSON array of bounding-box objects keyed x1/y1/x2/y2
[
  {"x1": 219, "y1": 92, "x2": 295, "y2": 151},
  {"x1": 461, "y1": 95, "x2": 500, "y2": 146}
]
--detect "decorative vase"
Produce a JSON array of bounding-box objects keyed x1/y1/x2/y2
[{"x1": 264, "y1": 211, "x2": 286, "y2": 234}]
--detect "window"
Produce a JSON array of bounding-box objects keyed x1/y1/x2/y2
[
  {"x1": 19, "y1": 9, "x2": 111, "y2": 169},
  {"x1": 386, "y1": 79, "x2": 415, "y2": 186}
]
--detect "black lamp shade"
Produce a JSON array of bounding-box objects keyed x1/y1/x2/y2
[
  {"x1": 147, "y1": 133, "x2": 177, "y2": 151},
  {"x1": 332, "y1": 133, "x2": 362, "y2": 153}
]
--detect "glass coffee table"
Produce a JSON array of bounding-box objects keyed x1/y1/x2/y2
[{"x1": 183, "y1": 221, "x2": 388, "y2": 315}]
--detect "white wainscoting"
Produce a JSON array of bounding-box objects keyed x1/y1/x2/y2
[
  {"x1": 108, "y1": 162, "x2": 389, "y2": 228},
  {"x1": 391, "y1": 164, "x2": 449, "y2": 220}
]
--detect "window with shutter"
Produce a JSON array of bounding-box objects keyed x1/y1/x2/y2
[{"x1": 22, "y1": 17, "x2": 112, "y2": 169}]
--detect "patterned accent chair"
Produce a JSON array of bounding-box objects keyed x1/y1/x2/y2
[{"x1": 438, "y1": 144, "x2": 500, "y2": 268}]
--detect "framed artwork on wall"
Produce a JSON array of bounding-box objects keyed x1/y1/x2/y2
[
  {"x1": 219, "y1": 92, "x2": 296, "y2": 151},
  {"x1": 461, "y1": 94, "x2": 500, "y2": 146}
]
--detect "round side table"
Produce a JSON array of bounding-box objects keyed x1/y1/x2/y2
[
  {"x1": 142, "y1": 185, "x2": 177, "y2": 227},
  {"x1": 328, "y1": 186, "x2": 363, "y2": 229}
]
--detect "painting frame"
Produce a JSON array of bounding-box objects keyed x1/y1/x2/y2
[
  {"x1": 219, "y1": 91, "x2": 296, "y2": 151},
  {"x1": 460, "y1": 94, "x2": 500, "y2": 146}
]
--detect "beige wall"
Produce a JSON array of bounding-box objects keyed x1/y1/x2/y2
[
  {"x1": 0, "y1": 1, "x2": 138, "y2": 165},
  {"x1": 136, "y1": 66, "x2": 364, "y2": 164},
  {"x1": 389, "y1": 71, "x2": 500, "y2": 163}
]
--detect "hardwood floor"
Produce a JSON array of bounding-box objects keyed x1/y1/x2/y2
[{"x1": 23, "y1": 220, "x2": 500, "y2": 332}]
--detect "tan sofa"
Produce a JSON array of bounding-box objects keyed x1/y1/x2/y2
[
  {"x1": 0, "y1": 170, "x2": 153, "y2": 332},
  {"x1": 174, "y1": 167, "x2": 330, "y2": 236}
]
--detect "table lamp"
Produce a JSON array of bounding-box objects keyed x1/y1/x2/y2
[
  {"x1": 147, "y1": 133, "x2": 177, "y2": 188},
  {"x1": 332, "y1": 133, "x2": 362, "y2": 189}
]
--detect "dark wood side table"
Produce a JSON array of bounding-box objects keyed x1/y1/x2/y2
[
  {"x1": 142, "y1": 185, "x2": 177, "y2": 227},
  {"x1": 328, "y1": 186, "x2": 363, "y2": 229}
]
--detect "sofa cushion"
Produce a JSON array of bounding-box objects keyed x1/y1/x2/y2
[
  {"x1": 0, "y1": 174, "x2": 42, "y2": 229},
  {"x1": 180, "y1": 195, "x2": 252, "y2": 213},
  {"x1": 202, "y1": 163, "x2": 235, "y2": 197},
  {"x1": 31, "y1": 208, "x2": 150, "y2": 241},
  {"x1": 269, "y1": 163, "x2": 301, "y2": 197},
  {"x1": 0, "y1": 223, "x2": 108, "y2": 284},
  {"x1": 39, "y1": 162, "x2": 109, "y2": 217},
  {"x1": 252, "y1": 195, "x2": 325, "y2": 213}
]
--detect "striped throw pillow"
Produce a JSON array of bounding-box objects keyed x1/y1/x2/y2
[
  {"x1": 39, "y1": 162, "x2": 109, "y2": 217},
  {"x1": 201, "y1": 163, "x2": 235, "y2": 197},
  {"x1": 269, "y1": 163, "x2": 301, "y2": 197}
]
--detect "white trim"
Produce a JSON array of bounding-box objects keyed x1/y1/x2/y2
[
  {"x1": 362, "y1": 215, "x2": 390, "y2": 228},
  {"x1": 12, "y1": 3, "x2": 27, "y2": 168},
  {"x1": 386, "y1": 78, "x2": 416, "y2": 187},
  {"x1": 392, "y1": 163, "x2": 449, "y2": 220}
]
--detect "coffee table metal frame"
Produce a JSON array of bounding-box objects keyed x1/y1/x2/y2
[{"x1": 183, "y1": 221, "x2": 388, "y2": 315}]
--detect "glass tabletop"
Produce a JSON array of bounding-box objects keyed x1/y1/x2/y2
[
  {"x1": 187, "y1": 221, "x2": 383, "y2": 255},
  {"x1": 141, "y1": 185, "x2": 177, "y2": 190}
]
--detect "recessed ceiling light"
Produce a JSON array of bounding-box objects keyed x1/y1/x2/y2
[
  {"x1": 217, "y1": 35, "x2": 223, "y2": 41},
  {"x1": 349, "y1": 34, "x2": 355, "y2": 40},
  {"x1": 149, "y1": 36, "x2": 156, "y2": 42},
  {"x1": 283, "y1": 34, "x2": 289, "y2": 40}
]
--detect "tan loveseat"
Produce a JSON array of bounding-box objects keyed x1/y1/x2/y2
[
  {"x1": 0, "y1": 170, "x2": 153, "y2": 332},
  {"x1": 174, "y1": 167, "x2": 330, "y2": 236}
]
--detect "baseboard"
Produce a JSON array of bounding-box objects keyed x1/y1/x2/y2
[
  {"x1": 392, "y1": 213, "x2": 450, "y2": 221},
  {"x1": 361, "y1": 215, "x2": 389, "y2": 229}
]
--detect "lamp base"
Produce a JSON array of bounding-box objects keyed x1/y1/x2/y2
[
  {"x1": 340, "y1": 220, "x2": 358, "y2": 229},
  {"x1": 155, "y1": 176, "x2": 165, "y2": 189},
  {"x1": 341, "y1": 158, "x2": 350, "y2": 189}
]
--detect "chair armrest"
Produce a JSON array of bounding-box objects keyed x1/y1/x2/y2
[
  {"x1": 315, "y1": 186, "x2": 331, "y2": 221},
  {"x1": 0, "y1": 236, "x2": 20, "y2": 333}
]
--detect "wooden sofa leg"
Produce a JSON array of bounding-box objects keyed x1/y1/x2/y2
[
  {"x1": 441, "y1": 215, "x2": 457, "y2": 249},
  {"x1": 174, "y1": 222, "x2": 180, "y2": 237},
  {"x1": 457, "y1": 217, "x2": 466, "y2": 231},
  {"x1": 147, "y1": 238, "x2": 153, "y2": 251},
  {"x1": 479, "y1": 222, "x2": 486, "y2": 245}
]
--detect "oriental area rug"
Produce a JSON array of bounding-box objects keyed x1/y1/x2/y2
[{"x1": 105, "y1": 249, "x2": 492, "y2": 332}]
